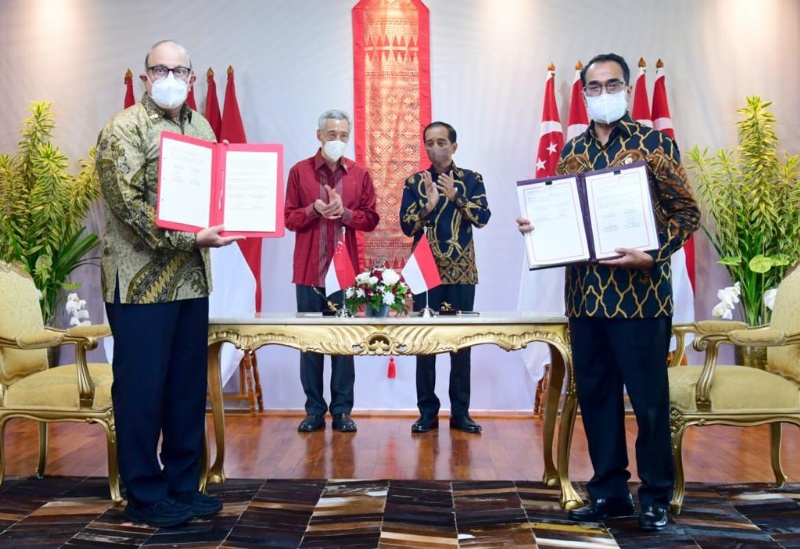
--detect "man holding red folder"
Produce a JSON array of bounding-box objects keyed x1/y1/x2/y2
[{"x1": 96, "y1": 40, "x2": 239, "y2": 528}]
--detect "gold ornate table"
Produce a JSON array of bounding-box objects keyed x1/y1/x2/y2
[{"x1": 206, "y1": 312, "x2": 582, "y2": 508}]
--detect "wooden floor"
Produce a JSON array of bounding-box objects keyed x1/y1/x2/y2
[{"x1": 4, "y1": 413, "x2": 800, "y2": 486}]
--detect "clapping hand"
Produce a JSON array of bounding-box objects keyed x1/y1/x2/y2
[
  {"x1": 314, "y1": 186, "x2": 345, "y2": 219},
  {"x1": 423, "y1": 171, "x2": 440, "y2": 212}
]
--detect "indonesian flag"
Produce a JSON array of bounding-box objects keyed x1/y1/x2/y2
[
  {"x1": 652, "y1": 58, "x2": 695, "y2": 351},
  {"x1": 534, "y1": 65, "x2": 564, "y2": 178},
  {"x1": 324, "y1": 233, "x2": 357, "y2": 296},
  {"x1": 566, "y1": 61, "x2": 588, "y2": 140},
  {"x1": 632, "y1": 58, "x2": 652, "y2": 127},
  {"x1": 207, "y1": 65, "x2": 260, "y2": 388},
  {"x1": 204, "y1": 68, "x2": 222, "y2": 141},
  {"x1": 652, "y1": 59, "x2": 675, "y2": 139},
  {"x1": 401, "y1": 233, "x2": 442, "y2": 295},
  {"x1": 220, "y1": 65, "x2": 263, "y2": 314},
  {"x1": 124, "y1": 69, "x2": 135, "y2": 108}
]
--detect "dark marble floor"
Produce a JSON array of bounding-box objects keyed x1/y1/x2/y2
[{"x1": 0, "y1": 477, "x2": 799, "y2": 548}]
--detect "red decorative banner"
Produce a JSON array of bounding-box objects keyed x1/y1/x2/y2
[{"x1": 352, "y1": 0, "x2": 431, "y2": 267}]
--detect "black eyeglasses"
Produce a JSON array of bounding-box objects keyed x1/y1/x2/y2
[
  {"x1": 583, "y1": 79, "x2": 626, "y2": 97},
  {"x1": 148, "y1": 65, "x2": 192, "y2": 81}
]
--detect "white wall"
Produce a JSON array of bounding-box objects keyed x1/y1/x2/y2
[{"x1": 2, "y1": 0, "x2": 798, "y2": 411}]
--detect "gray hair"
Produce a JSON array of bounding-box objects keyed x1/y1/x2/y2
[
  {"x1": 144, "y1": 40, "x2": 192, "y2": 71},
  {"x1": 318, "y1": 110, "x2": 351, "y2": 131}
]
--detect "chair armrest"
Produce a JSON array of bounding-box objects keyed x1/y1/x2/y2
[
  {"x1": 0, "y1": 331, "x2": 64, "y2": 349},
  {"x1": 728, "y1": 326, "x2": 800, "y2": 347},
  {"x1": 53, "y1": 324, "x2": 112, "y2": 409}
]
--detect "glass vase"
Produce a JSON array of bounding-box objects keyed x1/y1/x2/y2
[
  {"x1": 735, "y1": 345, "x2": 768, "y2": 370},
  {"x1": 365, "y1": 304, "x2": 390, "y2": 318}
]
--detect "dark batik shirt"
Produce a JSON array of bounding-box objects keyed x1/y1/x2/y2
[
  {"x1": 558, "y1": 113, "x2": 700, "y2": 318},
  {"x1": 400, "y1": 163, "x2": 491, "y2": 285}
]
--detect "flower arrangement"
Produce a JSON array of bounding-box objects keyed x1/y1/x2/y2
[
  {"x1": 65, "y1": 292, "x2": 91, "y2": 327},
  {"x1": 712, "y1": 282, "x2": 776, "y2": 321},
  {"x1": 344, "y1": 267, "x2": 411, "y2": 316},
  {"x1": 688, "y1": 96, "x2": 800, "y2": 326}
]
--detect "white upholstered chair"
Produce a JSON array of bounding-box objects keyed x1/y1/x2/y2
[
  {"x1": 0, "y1": 261, "x2": 119, "y2": 502},
  {"x1": 668, "y1": 263, "x2": 800, "y2": 514}
]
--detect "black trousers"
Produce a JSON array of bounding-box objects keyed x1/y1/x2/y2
[
  {"x1": 105, "y1": 293, "x2": 208, "y2": 506},
  {"x1": 412, "y1": 284, "x2": 475, "y2": 418},
  {"x1": 569, "y1": 316, "x2": 675, "y2": 508},
  {"x1": 296, "y1": 284, "x2": 355, "y2": 416}
]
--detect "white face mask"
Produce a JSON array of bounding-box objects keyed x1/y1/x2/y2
[
  {"x1": 586, "y1": 90, "x2": 628, "y2": 124},
  {"x1": 150, "y1": 72, "x2": 188, "y2": 110},
  {"x1": 323, "y1": 139, "x2": 346, "y2": 162}
]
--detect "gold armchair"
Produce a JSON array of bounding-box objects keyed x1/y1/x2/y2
[
  {"x1": 0, "y1": 261, "x2": 119, "y2": 502},
  {"x1": 668, "y1": 264, "x2": 800, "y2": 514}
]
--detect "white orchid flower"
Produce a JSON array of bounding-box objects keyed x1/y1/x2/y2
[
  {"x1": 712, "y1": 302, "x2": 734, "y2": 319},
  {"x1": 763, "y1": 288, "x2": 778, "y2": 311}
]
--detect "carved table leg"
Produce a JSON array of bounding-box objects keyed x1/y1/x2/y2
[{"x1": 206, "y1": 341, "x2": 226, "y2": 484}]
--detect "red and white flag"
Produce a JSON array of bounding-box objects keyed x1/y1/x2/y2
[
  {"x1": 220, "y1": 65, "x2": 264, "y2": 314},
  {"x1": 123, "y1": 69, "x2": 135, "y2": 109},
  {"x1": 652, "y1": 59, "x2": 675, "y2": 139},
  {"x1": 324, "y1": 234, "x2": 357, "y2": 296},
  {"x1": 207, "y1": 66, "x2": 261, "y2": 387},
  {"x1": 401, "y1": 233, "x2": 442, "y2": 295},
  {"x1": 652, "y1": 58, "x2": 695, "y2": 353},
  {"x1": 534, "y1": 65, "x2": 564, "y2": 178},
  {"x1": 632, "y1": 58, "x2": 652, "y2": 127},
  {"x1": 566, "y1": 61, "x2": 588, "y2": 140},
  {"x1": 204, "y1": 68, "x2": 222, "y2": 141}
]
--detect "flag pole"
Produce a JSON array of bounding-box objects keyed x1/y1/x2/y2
[{"x1": 419, "y1": 227, "x2": 436, "y2": 318}]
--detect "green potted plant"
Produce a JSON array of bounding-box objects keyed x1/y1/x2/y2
[
  {"x1": 688, "y1": 96, "x2": 800, "y2": 330},
  {"x1": 0, "y1": 101, "x2": 100, "y2": 326}
]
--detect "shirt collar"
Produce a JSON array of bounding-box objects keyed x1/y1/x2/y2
[
  {"x1": 428, "y1": 162, "x2": 463, "y2": 178},
  {"x1": 141, "y1": 93, "x2": 193, "y2": 124},
  {"x1": 585, "y1": 112, "x2": 636, "y2": 143},
  {"x1": 314, "y1": 148, "x2": 351, "y2": 174}
]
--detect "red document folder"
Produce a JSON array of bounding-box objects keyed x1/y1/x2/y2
[{"x1": 156, "y1": 131, "x2": 285, "y2": 238}]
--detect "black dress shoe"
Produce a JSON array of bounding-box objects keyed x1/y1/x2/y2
[
  {"x1": 638, "y1": 505, "x2": 668, "y2": 531},
  {"x1": 297, "y1": 414, "x2": 325, "y2": 432},
  {"x1": 411, "y1": 416, "x2": 439, "y2": 433},
  {"x1": 567, "y1": 494, "x2": 635, "y2": 522},
  {"x1": 449, "y1": 416, "x2": 482, "y2": 433},
  {"x1": 332, "y1": 413, "x2": 357, "y2": 432}
]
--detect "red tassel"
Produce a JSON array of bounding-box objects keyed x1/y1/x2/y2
[{"x1": 387, "y1": 356, "x2": 396, "y2": 379}]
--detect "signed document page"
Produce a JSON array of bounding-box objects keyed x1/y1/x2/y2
[
  {"x1": 220, "y1": 146, "x2": 281, "y2": 234},
  {"x1": 584, "y1": 163, "x2": 658, "y2": 259},
  {"x1": 157, "y1": 135, "x2": 213, "y2": 231},
  {"x1": 517, "y1": 175, "x2": 590, "y2": 269}
]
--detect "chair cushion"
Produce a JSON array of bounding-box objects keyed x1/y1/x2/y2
[
  {"x1": 669, "y1": 365, "x2": 800, "y2": 413},
  {"x1": 4, "y1": 364, "x2": 113, "y2": 409}
]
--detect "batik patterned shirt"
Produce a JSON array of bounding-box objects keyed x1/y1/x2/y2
[
  {"x1": 400, "y1": 164, "x2": 491, "y2": 285},
  {"x1": 95, "y1": 94, "x2": 215, "y2": 304},
  {"x1": 558, "y1": 113, "x2": 700, "y2": 318}
]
